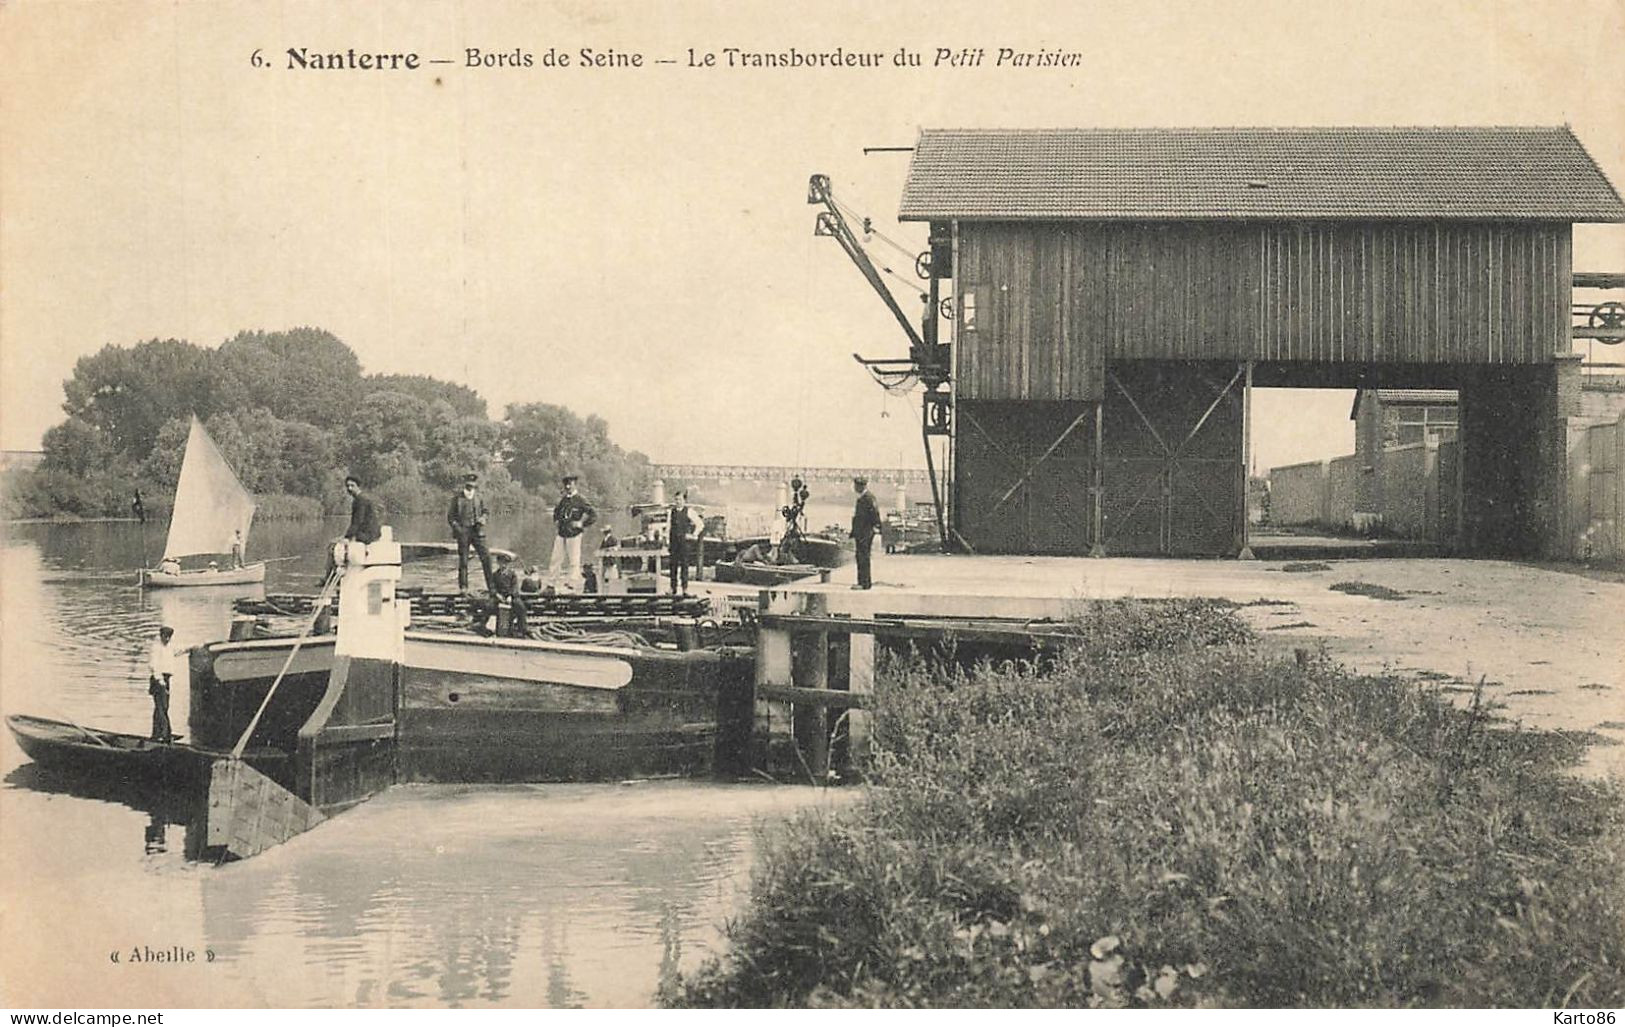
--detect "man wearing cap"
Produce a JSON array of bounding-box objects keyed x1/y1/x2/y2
[
  {"x1": 447, "y1": 473, "x2": 495, "y2": 593},
  {"x1": 548, "y1": 475, "x2": 597, "y2": 591},
  {"x1": 850, "y1": 476, "x2": 881, "y2": 590},
  {"x1": 147, "y1": 625, "x2": 179, "y2": 743}
]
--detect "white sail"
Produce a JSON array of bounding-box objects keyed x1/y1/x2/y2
[{"x1": 162, "y1": 417, "x2": 257, "y2": 560}]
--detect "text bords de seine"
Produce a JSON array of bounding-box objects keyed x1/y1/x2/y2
[{"x1": 276, "y1": 45, "x2": 1083, "y2": 70}]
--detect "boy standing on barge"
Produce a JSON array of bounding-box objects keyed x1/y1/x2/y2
[
  {"x1": 147, "y1": 625, "x2": 178, "y2": 743},
  {"x1": 549, "y1": 475, "x2": 596, "y2": 591}
]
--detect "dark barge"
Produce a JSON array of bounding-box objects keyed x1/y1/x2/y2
[{"x1": 188, "y1": 537, "x2": 755, "y2": 813}]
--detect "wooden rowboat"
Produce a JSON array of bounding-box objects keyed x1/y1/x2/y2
[
  {"x1": 729, "y1": 534, "x2": 850, "y2": 569},
  {"x1": 5, "y1": 714, "x2": 284, "y2": 784},
  {"x1": 711, "y1": 560, "x2": 825, "y2": 587}
]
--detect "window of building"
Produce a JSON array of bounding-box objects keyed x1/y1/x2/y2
[{"x1": 1391, "y1": 405, "x2": 1458, "y2": 447}]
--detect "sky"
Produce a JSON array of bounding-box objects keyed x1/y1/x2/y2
[{"x1": 2, "y1": 0, "x2": 1622, "y2": 473}]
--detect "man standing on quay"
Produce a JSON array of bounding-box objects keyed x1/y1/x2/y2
[
  {"x1": 549, "y1": 475, "x2": 597, "y2": 591},
  {"x1": 850, "y1": 476, "x2": 880, "y2": 590},
  {"x1": 448, "y1": 473, "x2": 495, "y2": 594}
]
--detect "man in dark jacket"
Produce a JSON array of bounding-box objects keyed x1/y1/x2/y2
[
  {"x1": 850, "y1": 476, "x2": 881, "y2": 590},
  {"x1": 668, "y1": 490, "x2": 701, "y2": 594},
  {"x1": 343, "y1": 475, "x2": 382, "y2": 544},
  {"x1": 447, "y1": 473, "x2": 495, "y2": 593},
  {"x1": 548, "y1": 475, "x2": 597, "y2": 591}
]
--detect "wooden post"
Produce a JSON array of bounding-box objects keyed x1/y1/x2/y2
[
  {"x1": 1089, "y1": 399, "x2": 1106, "y2": 557},
  {"x1": 1423, "y1": 432, "x2": 1441, "y2": 542},
  {"x1": 794, "y1": 630, "x2": 831, "y2": 781},
  {"x1": 846, "y1": 633, "x2": 875, "y2": 768},
  {"x1": 1238, "y1": 361, "x2": 1256, "y2": 560},
  {"x1": 754, "y1": 622, "x2": 793, "y2": 774}
]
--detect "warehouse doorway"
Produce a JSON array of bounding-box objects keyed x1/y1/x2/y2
[{"x1": 1098, "y1": 362, "x2": 1245, "y2": 556}]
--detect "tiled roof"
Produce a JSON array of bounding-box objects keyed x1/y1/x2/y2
[
  {"x1": 1374, "y1": 389, "x2": 1459, "y2": 404},
  {"x1": 1351, "y1": 389, "x2": 1460, "y2": 419},
  {"x1": 899, "y1": 126, "x2": 1625, "y2": 222}
]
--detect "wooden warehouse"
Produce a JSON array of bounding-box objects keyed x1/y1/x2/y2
[{"x1": 898, "y1": 126, "x2": 1625, "y2": 557}]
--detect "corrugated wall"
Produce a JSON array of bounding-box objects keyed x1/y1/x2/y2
[{"x1": 955, "y1": 221, "x2": 1570, "y2": 401}]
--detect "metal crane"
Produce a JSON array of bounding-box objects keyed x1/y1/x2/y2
[{"x1": 807, "y1": 173, "x2": 952, "y2": 548}]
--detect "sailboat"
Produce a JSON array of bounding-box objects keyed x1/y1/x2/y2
[{"x1": 141, "y1": 417, "x2": 266, "y2": 588}]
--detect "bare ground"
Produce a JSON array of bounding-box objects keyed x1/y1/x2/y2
[{"x1": 817, "y1": 554, "x2": 1625, "y2": 780}]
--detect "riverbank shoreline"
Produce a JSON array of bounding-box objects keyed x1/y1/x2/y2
[{"x1": 670, "y1": 600, "x2": 1625, "y2": 1009}]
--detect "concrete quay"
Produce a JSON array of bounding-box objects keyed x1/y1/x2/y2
[{"x1": 754, "y1": 554, "x2": 1625, "y2": 780}]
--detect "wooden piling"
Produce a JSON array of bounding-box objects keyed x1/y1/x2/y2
[
  {"x1": 792, "y1": 629, "x2": 831, "y2": 781},
  {"x1": 847, "y1": 633, "x2": 875, "y2": 767},
  {"x1": 753, "y1": 620, "x2": 794, "y2": 773}
]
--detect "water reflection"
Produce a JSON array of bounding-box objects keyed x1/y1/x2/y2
[{"x1": 180, "y1": 782, "x2": 841, "y2": 1007}]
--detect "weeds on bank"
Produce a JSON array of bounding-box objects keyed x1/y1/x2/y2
[{"x1": 668, "y1": 599, "x2": 1625, "y2": 1008}]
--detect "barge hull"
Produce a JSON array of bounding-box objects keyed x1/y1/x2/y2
[{"x1": 190, "y1": 632, "x2": 754, "y2": 785}]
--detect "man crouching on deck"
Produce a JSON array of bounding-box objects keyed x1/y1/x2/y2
[{"x1": 147, "y1": 625, "x2": 178, "y2": 743}]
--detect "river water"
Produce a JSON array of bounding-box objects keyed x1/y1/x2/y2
[{"x1": 0, "y1": 515, "x2": 851, "y2": 1008}]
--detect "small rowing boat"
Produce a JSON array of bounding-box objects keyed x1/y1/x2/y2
[
  {"x1": 711, "y1": 559, "x2": 826, "y2": 587},
  {"x1": 729, "y1": 533, "x2": 849, "y2": 569},
  {"x1": 5, "y1": 714, "x2": 285, "y2": 784}
]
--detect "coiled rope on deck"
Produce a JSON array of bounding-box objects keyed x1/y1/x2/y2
[{"x1": 524, "y1": 621, "x2": 648, "y2": 649}]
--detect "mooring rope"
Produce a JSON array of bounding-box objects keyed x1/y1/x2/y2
[
  {"x1": 229, "y1": 567, "x2": 340, "y2": 760},
  {"x1": 526, "y1": 621, "x2": 646, "y2": 648}
]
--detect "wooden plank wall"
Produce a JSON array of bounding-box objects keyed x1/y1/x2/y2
[{"x1": 955, "y1": 221, "x2": 1571, "y2": 400}]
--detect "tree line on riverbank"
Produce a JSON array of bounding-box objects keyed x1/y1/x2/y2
[
  {"x1": 669, "y1": 600, "x2": 1625, "y2": 1008},
  {"x1": 2, "y1": 327, "x2": 652, "y2": 521}
]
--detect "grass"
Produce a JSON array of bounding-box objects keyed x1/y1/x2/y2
[{"x1": 667, "y1": 600, "x2": 1625, "y2": 1008}]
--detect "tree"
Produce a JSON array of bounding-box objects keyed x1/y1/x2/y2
[
  {"x1": 501, "y1": 403, "x2": 578, "y2": 491},
  {"x1": 277, "y1": 421, "x2": 339, "y2": 497},
  {"x1": 30, "y1": 326, "x2": 651, "y2": 519},
  {"x1": 141, "y1": 417, "x2": 192, "y2": 490},
  {"x1": 365, "y1": 374, "x2": 487, "y2": 420},
  {"x1": 422, "y1": 406, "x2": 501, "y2": 489},
  {"x1": 61, "y1": 338, "x2": 245, "y2": 457},
  {"x1": 41, "y1": 417, "x2": 119, "y2": 477},
  {"x1": 346, "y1": 390, "x2": 430, "y2": 474},
  {"x1": 502, "y1": 402, "x2": 652, "y2": 511},
  {"x1": 217, "y1": 327, "x2": 363, "y2": 427}
]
